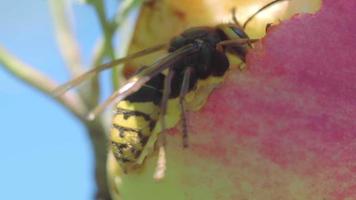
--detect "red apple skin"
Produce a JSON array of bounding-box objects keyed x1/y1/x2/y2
[
  {"x1": 167, "y1": 0, "x2": 356, "y2": 199},
  {"x1": 112, "y1": 0, "x2": 356, "y2": 199},
  {"x1": 178, "y1": 0, "x2": 356, "y2": 199}
]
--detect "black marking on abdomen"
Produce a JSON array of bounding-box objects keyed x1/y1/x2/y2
[
  {"x1": 112, "y1": 124, "x2": 149, "y2": 146},
  {"x1": 111, "y1": 141, "x2": 133, "y2": 163},
  {"x1": 114, "y1": 108, "x2": 156, "y2": 130}
]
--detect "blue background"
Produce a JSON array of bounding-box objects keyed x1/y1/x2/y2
[{"x1": 0, "y1": 0, "x2": 125, "y2": 199}]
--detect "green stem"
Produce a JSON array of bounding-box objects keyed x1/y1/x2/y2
[
  {"x1": 49, "y1": 0, "x2": 84, "y2": 77},
  {"x1": 90, "y1": 0, "x2": 144, "y2": 90},
  {"x1": 49, "y1": 0, "x2": 100, "y2": 108},
  {"x1": 87, "y1": 120, "x2": 111, "y2": 200},
  {"x1": 91, "y1": 1, "x2": 118, "y2": 89}
]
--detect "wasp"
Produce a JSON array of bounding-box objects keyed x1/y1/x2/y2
[{"x1": 54, "y1": 0, "x2": 287, "y2": 179}]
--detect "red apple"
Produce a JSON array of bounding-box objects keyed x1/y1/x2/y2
[{"x1": 109, "y1": 0, "x2": 356, "y2": 199}]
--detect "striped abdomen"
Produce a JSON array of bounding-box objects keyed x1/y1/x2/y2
[{"x1": 110, "y1": 74, "x2": 164, "y2": 169}]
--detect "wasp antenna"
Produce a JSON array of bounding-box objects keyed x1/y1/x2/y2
[
  {"x1": 231, "y1": 7, "x2": 243, "y2": 28},
  {"x1": 242, "y1": 0, "x2": 289, "y2": 29}
]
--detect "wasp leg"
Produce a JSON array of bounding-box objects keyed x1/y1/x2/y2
[
  {"x1": 180, "y1": 67, "x2": 193, "y2": 148},
  {"x1": 154, "y1": 69, "x2": 175, "y2": 181},
  {"x1": 159, "y1": 69, "x2": 175, "y2": 133},
  {"x1": 154, "y1": 145, "x2": 166, "y2": 181}
]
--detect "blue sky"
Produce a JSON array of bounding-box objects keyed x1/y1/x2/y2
[{"x1": 0, "y1": 0, "x2": 123, "y2": 199}]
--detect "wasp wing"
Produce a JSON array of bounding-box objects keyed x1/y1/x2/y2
[
  {"x1": 52, "y1": 44, "x2": 167, "y2": 96},
  {"x1": 87, "y1": 43, "x2": 200, "y2": 120}
]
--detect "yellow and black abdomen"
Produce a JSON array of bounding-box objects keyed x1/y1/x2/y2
[{"x1": 110, "y1": 73, "x2": 164, "y2": 170}]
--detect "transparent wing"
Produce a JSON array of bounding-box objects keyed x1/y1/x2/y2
[
  {"x1": 87, "y1": 43, "x2": 200, "y2": 120},
  {"x1": 52, "y1": 44, "x2": 167, "y2": 96}
]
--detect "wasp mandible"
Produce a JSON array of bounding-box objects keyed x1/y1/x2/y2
[{"x1": 54, "y1": 0, "x2": 287, "y2": 178}]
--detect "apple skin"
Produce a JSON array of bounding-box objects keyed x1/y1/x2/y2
[
  {"x1": 182, "y1": 0, "x2": 356, "y2": 199},
  {"x1": 109, "y1": 0, "x2": 356, "y2": 199}
]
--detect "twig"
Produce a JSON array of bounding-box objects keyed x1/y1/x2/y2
[
  {"x1": 90, "y1": 1, "x2": 118, "y2": 89},
  {"x1": 0, "y1": 45, "x2": 87, "y2": 121},
  {"x1": 112, "y1": 0, "x2": 144, "y2": 86},
  {"x1": 50, "y1": 0, "x2": 101, "y2": 109},
  {"x1": 112, "y1": 0, "x2": 143, "y2": 29},
  {"x1": 89, "y1": 0, "x2": 144, "y2": 90},
  {"x1": 49, "y1": 0, "x2": 84, "y2": 77},
  {"x1": 88, "y1": 38, "x2": 105, "y2": 107},
  {"x1": 86, "y1": 120, "x2": 112, "y2": 200}
]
